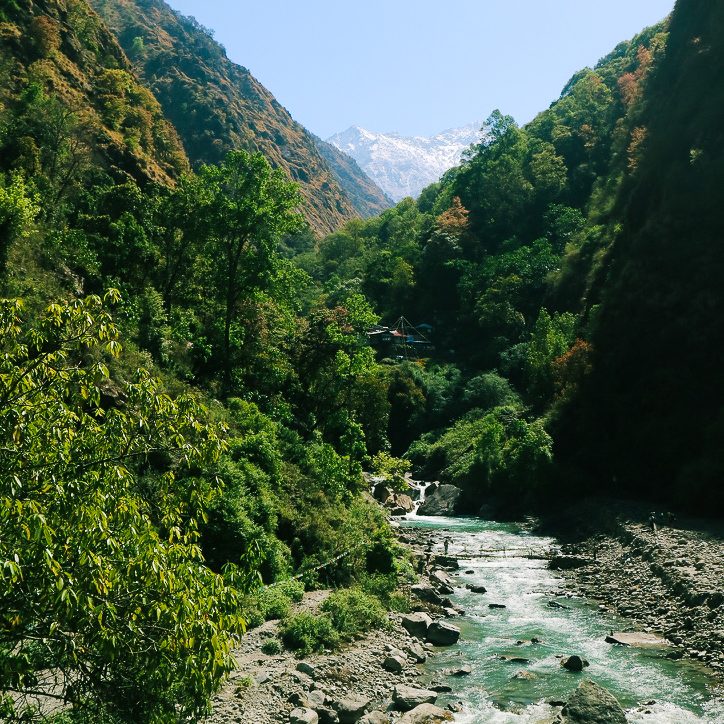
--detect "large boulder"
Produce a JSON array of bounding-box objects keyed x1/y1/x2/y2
[
  {"x1": 290, "y1": 709, "x2": 319, "y2": 724},
  {"x1": 359, "y1": 713, "x2": 390, "y2": 724},
  {"x1": 561, "y1": 655, "x2": 590, "y2": 672},
  {"x1": 417, "y1": 484, "x2": 462, "y2": 516},
  {"x1": 398, "y1": 704, "x2": 453, "y2": 723},
  {"x1": 400, "y1": 612, "x2": 432, "y2": 638},
  {"x1": 411, "y1": 583, "x2": 450, "y2": 606},
  {"x1": 426, "y1": 620, "x2": 460, "y2": 646},
  {"x1": 554, "y1": 680, "x2": 627, "y2": 724},
  {"x1": 383, "y1": 654, "x2": 406, "y2": 672},
  {"x1": 330, "y1": 694, "x2": 371, "y2": 723},
  {"x1": 393, "y1": 685, "x2": 438, "y2": 711},
  {"x1": 373, "y1": 484, "x2": 393, "y2": 503}
]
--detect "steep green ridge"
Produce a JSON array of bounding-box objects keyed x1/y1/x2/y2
[
  {"x1": 314, "y1": 134, "x2": 393, "y2": 218},
  {"x1": 555, "y1": 0, "x2": 724, "y2": 511},
  {"x1": 89, "y1": 0, "x2": 365, "y2": 235},
  {"x1": 0, "y1": 0, "x2": 188, "y2": 187},
  {"x1": 306, "y1": 7, "x2": 724, "y2": 517},
  {"x1": 0, "y1": 2, "x2": 402, "y2": 721}
]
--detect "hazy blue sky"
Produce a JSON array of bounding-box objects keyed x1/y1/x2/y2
[{"x1": 166, "y1": 0, "x2": 674, "y2": 139}]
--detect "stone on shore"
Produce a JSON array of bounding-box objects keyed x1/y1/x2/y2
[
  {"x1": 400, "y1": 612, "x2": 432, "y2": 638},
  {"x1": 330, "y1": 694, "x2": 372, "y2": 723},
  {"x1": 605, "y1": 632, "x2": 669, "y2": 648},
  {"x1": 426, "y1": 621, "x2": 460, "y2": 646},
  {"x1": 549, "y1": 555, "x2": 591, "y2": 570},
  {"x1": 417, "y1": 484, "x2": 462, "y2": 516},
  {"x1": 561, "y1": 655, "x2": 590, "y2": 672},
  {"x1": 316, "y1": 708, "x2": 340, "y2": 724},
  {"x1": 431, "y1": 555, "x2": 459, "y2": 570},
  {"x1": 290, "y1": 708, "x2": 319, "y2": 724},
  {"x1": 393, "y1": 684, "x2": 438, "y2": 711},
  {"x1": 296, "y1": 661, "x2": 317, "y2": 678},
  {"x1": 404, "y1": 641, "x2": 428, "y2": 663},
  {"x1": 398, "y1": 703, "x2": 453, "y2": 723},
  {"x1": 383, "y1": 654, "x2": 406, "y2": 672},
  {"x1": 411, "y1": 583, "x2": 450, "y2": 606},
  {"x1": 359, "y1": 713, "x2": 390, "y2": 724},
  {"x1": 553, "y1": 680, "x2": 627, "y2": 723}
]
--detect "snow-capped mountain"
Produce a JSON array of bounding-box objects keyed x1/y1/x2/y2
[{"x1": 327, "y1": 122, "x2": 484, "y2": 202}]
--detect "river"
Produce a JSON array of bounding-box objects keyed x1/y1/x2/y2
[{"x1": 399, "y1": 513, "x2": 724, "y2": 723}]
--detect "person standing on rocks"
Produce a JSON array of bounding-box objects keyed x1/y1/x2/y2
[{"x1": 444, "y1": 537, "x2": 451, "y2": 555}]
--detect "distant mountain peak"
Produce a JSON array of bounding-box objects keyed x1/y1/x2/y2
[{"x1": 327, "y1": 122, "x2": 484, "y2": 201}]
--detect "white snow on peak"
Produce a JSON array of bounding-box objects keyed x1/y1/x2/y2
[{"x1": 327, "y1": 122, "x2": 484, "y2": 202}]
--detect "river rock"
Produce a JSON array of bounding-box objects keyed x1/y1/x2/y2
[
  {"x1": 308, "y1": 690, "x2": 327, "y2": 708},
  {"x1": 393, "y1": 685, "x2": 438, "y2": 711},
  {"x1": 431, "y1": 555, "x2": 459, "y2": 570},
  {"x1": 401, "y1": 612, "x2": 432, "y2": 638},
  {"x1": 417, "y1": 485, "x2": 462, "y2": 516},
  {"x1": 330, "y1": 694, "x2": 371, "y2": 723},
  {"x1": 604, "y1": 632, "x2": 669, "y2": 648},
  {"x1": 359, "y1": 714, "x2": 390, "y2": 724},
  {"x1": 512, "y1": 669, "x2": 537, "y2": 680},
  {"x1": 398, "y1": 703, "x2": 453, "y2": 723},
  {"x1": 383, "y1": 654, "x2": 406, "y2": 672},
  {"x1": 386, "y1": 493, "x2": 415, "y2": 513},
  {"x1": 553, "y1": 680, "x2": 627, "y2": 723},
  {"x1": 426, "y1": 621, "x2": 460, "y2": 646},
  {"x1": 316, "y1": 708, "x2": 340, "y2": 724},
  {"x1": 488, "y1": 603, "x2": 506, "y2": 609},
  {"x1": 561, "y1": 655, "x2": 590, "y2": 672},
  {"x1": 405, "y1": 642, "x2": 428, "y2": 663},
  {"x1": 373, "y1": 484, "x2": 393, "y2": 503},
  {"x1": 430, "y1": 570, "x2": 453, "y2": 587},
  {"x1": 444, "y1": 665, "x2": 471, "y2": 676},
  {"x1": 466, "y1": 584, "x2": 487, "y2": 593},
  {"x1": 297, "y1": 661, "x2": 317, "y2": 678},
  {"x1": 290, "y1": 709, "x2": 319, "y2": 724},
  {"x1": 411, "y1": 583, "x2": 449, "y2": 606}
]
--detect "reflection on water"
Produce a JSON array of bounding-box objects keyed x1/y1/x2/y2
[{"x1": 400, "y1": 515, "x2": 724, "y2": 723}]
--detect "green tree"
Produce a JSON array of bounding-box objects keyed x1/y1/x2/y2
[
  {"x1": 0, "y1": 294, "x2": 248, "y2": 721},
  {"x1": 0, "y1": 173, "x2": 38, "y2": 279},
  {"x1": 194, "y1": 151, "x2": 303, "y2": 393}
]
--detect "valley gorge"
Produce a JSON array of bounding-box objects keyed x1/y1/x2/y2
[{"x1": 1, "y1": 0, "x2": 723, "y2": 721}]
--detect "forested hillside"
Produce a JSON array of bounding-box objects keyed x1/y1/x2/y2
[
  {"x1": 1, "y1": 0, "x2": 721, "y2": 719},
  {"x1": 306, "y1": 1, "x2": 723, "y2": 516},
  {"x1": 1, "y1": 1, "x2": 399, "y2": 719},
  {"x1": 555, "y1": 0, "x2": 724, "y2": 511},
  {"x1": 89, "y1": 0, "x2": 387, "y2": 234}
]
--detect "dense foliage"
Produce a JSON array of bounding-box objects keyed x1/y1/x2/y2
[
  {"x1": 1, "y1": 0, "x2": 722, "y2": 718},
  {"x1": 302, "y1": 7, "x2": 724, "y2": 517},
  {"x1": 0, "y1": 3, "x2": 402, "y2": 719}
]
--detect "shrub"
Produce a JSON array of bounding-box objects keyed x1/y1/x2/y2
[
  {"x1": 243, "y1": 579, "x2": 305, "y2": 627},
  {"x1": 320, "y1": 588, "x2": 388, "y2": 640},
  {"x1": 261, "y1": 639, "x2": 282, "y2": 655},
  {"x1": 280, "y1": 612, "x2": 339, "y2": 657}
]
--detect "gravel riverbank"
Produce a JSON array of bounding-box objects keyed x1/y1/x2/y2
[
  {"x1": 553, "y1": 515, "x2": 724, "y2": 685},
  {"x1": 205, "y1": 506, "x2": 723, "y2": 722},
  {"x1": 205, "y1": 541, "x2": 462, "y2": 724}
]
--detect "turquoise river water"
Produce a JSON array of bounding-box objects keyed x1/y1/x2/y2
[{"x1": 400, "y1": 514, "x2": 724, "y2": 723}]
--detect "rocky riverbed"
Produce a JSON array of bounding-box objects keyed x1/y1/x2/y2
[
  {"x1": 555, "y1": 516, "x2": 724, "y2": 682},
  {"x1": 205, "y1": 581, "x2": 464, "y2": 723},
  {"x1": 205, "y1": 499, "x2": 723, "y2": 723}
]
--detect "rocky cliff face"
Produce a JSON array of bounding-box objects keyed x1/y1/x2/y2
[
  {"x1": 89, "y1": 0, "x2": 364, "y2": 235},
  {"x1": 328, "y1": 123, "x2": 484, "y2": 201}
]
